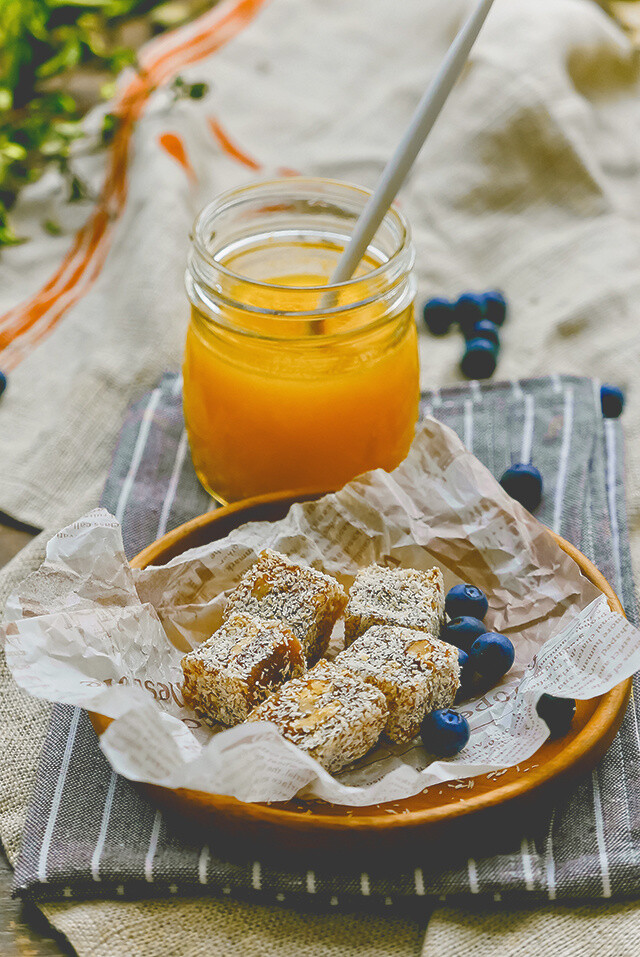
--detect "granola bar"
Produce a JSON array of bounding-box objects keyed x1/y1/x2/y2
[
  {"x1": 246, "y1": 659, "x2": 388, "y2": 773},
  {"x1": 336, "y1": 624, "x2": 459, "y2": 743},
  {"x1": 181, "y1": 612, "x2": 306, "y2": 727},
  {"x1": 343, "y1": 564, "x2": 445, "y2": 646},
  {"x1": 223, "y1": 549, "x2": 347, "y2": 664}
]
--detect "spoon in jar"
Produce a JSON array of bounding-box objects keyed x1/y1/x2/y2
[{"x1": 322, "y1": 0, "x2": 496, "y2": 305}]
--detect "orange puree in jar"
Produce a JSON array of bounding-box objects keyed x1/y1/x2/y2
[{"x1": 183, "y1": 179, "x2": 419, "y2": 504}]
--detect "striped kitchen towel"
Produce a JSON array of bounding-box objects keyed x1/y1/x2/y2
[{"x1": 12, "y1": 373, "x2": 640, "y2": 908}]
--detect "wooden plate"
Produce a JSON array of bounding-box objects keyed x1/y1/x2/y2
[{"x1": 90, "y1": 490, "x2": 632, "y2": 864}]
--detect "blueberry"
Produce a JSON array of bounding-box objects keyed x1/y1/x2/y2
[
  {"x1": 445, "y1": 583, "x2": 489, "y2": 621},
  {"x1": 454, "y1": 293, "x2": 485, "y2": 335},
  {"x1": 481, "y1": 290, "x2": 507, "y2": 326},
  {"x1": 536, "y1": 693, "x2": 576, "y2": 739},
  {"x1": 499, "y1": 463, "x2": 543, "y2": 512},
  {"x1": 420, "y1": 708, "x2": 470, "y2": 757},
  {"x1": 423, "y1": 297, "x2": 454, "y2": 336},
  {"x1": 600, "y1": 384, "x2": 624, "y2": 419},
  {"x1": 460, "y1": 338, "x2": 498, "y2": 380},
  {"x1": 467, "y1": 318, "x2": 500, "y2": 347},
  {"x1": 0, "y1": 371, "x2": 6, "y2": 397},
  {"x1": 469, "y1": 632, "x2": 515, "y2": 682},
  {"x1": 457, "y1": 648, "x2": 474, "y2": 699},
  {"x1": 442, "y1": 616, "x2": 487, "y2": 652}
]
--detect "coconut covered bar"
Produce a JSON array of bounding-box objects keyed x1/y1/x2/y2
[
  {"x1": 336, "y1": 624, "x2": 459, "y2": 743},
  {"x1": 343, "y1": 564, "x2": 445, "y2": 647},
  {"x1": 181, "y1": 612, "x2": 306, "y2": 727},
  {"x1": 246, "y1": 660, "x2": 388, "y2": 773},
  {"x1": 223, "y1": 549, "x2": 347, "y2": 664}
]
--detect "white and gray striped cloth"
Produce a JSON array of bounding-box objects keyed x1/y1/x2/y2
[{"x1": 13, "y1": 373, "x2": 639, "y2": 908}]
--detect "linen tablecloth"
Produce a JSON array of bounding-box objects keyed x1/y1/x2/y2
[{"x1": 2, "y1": 0, "x2": 640, "y2": 953}]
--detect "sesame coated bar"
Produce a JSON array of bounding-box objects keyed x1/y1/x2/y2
[
  {"x1": 223, "y1": 549, "x2": 347, "y2": 664},
  {"x1": 246, "y1": 660, "x2": 388, "y2": 773},
  {"x1": 336, "y1": 624, "x2": 460, "y2": 743},
  {"x1": 343, "y1": 564, "x2": 445, "y2": 647},
  {"x1": 181, "y1": 613, "x2": 306, "y2": 727}
]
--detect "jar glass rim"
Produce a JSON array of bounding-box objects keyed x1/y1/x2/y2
[{"x1": 190, "y1": 176, "x2": 413, "y2": 294}]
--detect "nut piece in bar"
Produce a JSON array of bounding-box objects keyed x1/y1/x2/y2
[
  {"x1": 336, "y1": 624, "x2": 459, "y2": 743},
  {"x1": 223, "y1": 549, "x2": 347, "y2": 664},
  {"x1": 343, "y1": 564, "x2": 445, "y2": 647},
  {"x1": 246, "y1": 660, "x2": 388, "y2": 773},
  {"x1": 181, "y1": 613, "x2": 306, "y2": 727}
]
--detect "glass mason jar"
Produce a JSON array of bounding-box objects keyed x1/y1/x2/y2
[{"x1": 183, "y1": 178, "x2": 419, "y2": 504}]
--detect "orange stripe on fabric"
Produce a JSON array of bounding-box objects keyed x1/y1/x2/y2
[
  {"x1": 0, "y1": 115, "x2": 135, "y2": 345},
  {"x1": 158, "y1": 132, "x2": 197, "y2": 180},
  {"x1": 0, "y1": 0, "x2": 269, "y2": 362},
  {"x1": 0, "y1": 209, "x2": 112, "y2": 358},
  {"x1": 143, "y1": 0, "x2": 266, "y2": 82},
  {"x1": 207, "y1": 117, "x2": 262, "y2": 170},
  {"x1": 0, "y1": 99, "x2": 142, "y2": 336},
  {"x1": 1, "y1": 216, "x2": 114, "y2": 371},
  {"x1": 1, "y1": 0, "x2": 268, "y2": 334}
]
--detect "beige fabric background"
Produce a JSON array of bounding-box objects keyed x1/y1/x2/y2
[
  {"x1": 2, "y1": 0, "x2": 640, "y2": 562},
  {"x1": 2, "y1": 0, "x2": 640, "y2": 953}
]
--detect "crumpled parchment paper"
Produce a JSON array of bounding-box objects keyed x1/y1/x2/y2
[{"x1": 4, "y1": 419, "x2": 640, "y2": 806}]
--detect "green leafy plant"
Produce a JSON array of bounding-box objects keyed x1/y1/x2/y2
[{"x1": 0, "y1": 0, "x2": 209, "y2": 246}]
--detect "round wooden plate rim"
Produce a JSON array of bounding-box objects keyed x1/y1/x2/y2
[{"x1": 91, "y1": 489, "x2": 631, "y2": 834}]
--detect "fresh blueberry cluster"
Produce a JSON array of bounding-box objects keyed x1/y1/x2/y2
[
  {"x1": 421, "y1": 582, "x2": 512, "y2": 756},
  {"x1": 420, "y1": 581, "x2": 577, "y2": 757},
  {"x1": 422, "y1": 290, "x2": 507, "y2": 380},
  {"x1": 441, "y1": 584, "x2": 515, "y2": 689}
]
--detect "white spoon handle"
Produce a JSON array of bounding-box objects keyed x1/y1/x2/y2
[{"x1": 328, "y1": 0, "x2": 496, "y2": 287}]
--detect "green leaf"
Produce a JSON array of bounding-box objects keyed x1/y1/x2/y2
[
  {"x1": 37, "y1": 36, "x2": 83, "y2": 79},
  {"x1": 169, "y1": 76, "x2": 210, "y2": 101},
  {"x1": 100, "y1": 111, "x2": 120, "y2": 144},
  {"x1": 108, "y1": 46, "x2": 138, "y2": 71},
  {"x1": 47, "y1": 92, "x2": 78, "y2": 115},
  {"x1": 43, "y1": 218, "x2": 62, "y2": 235},
  {"x1": 188, "y1": 82, "x2": 208, "y2": 100},
  {"x1": 150, "y1": 1, "x2": 190, "y2": 28},
  {"x1": 0, "y1": 207, "x2": 26, "y2": 247},
  {"x1": 68, "y1": 174, "x2": 90, "y2": 202},
  {"x1": 40, "y1": 134, "x2": 67, "y2": 155},
  {"x1": 53, "y1": 120, "x2": 83, "y2": 138},
  {"x1": 100, "y1": 80, "x2": 117, "y2": 100},
  {"x1": 0, "y1": 142, "x2": 27, "y2": 161}
]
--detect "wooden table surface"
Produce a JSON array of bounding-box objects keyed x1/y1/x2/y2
[{"x1": 0, "y1": 524, "x2": 75, "y2": 956}]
